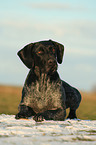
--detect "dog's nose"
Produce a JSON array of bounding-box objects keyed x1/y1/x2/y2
[{"x1": 48, "y1": 59, "x2": 56, "y2": 65}]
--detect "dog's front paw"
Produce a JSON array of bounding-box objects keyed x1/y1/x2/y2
[
  {"x1": 33, "y1": 114, "x2": 44, "y2": 122},
  {"x1": 15, "y1": 113, "x2": 28, "y2": 119}
]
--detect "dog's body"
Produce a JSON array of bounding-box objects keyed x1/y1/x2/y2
[{"x1": 15, "y1": 40, "x2": 81, "y2": 122}]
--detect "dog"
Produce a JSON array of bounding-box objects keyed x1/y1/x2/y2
[{"x1": 15, "y1": 40, "x2": 81, "y2": 122}]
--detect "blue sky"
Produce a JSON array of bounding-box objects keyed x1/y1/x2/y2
[{"x1": 0, "y1": 0, "x2": 96, "y2": 91}]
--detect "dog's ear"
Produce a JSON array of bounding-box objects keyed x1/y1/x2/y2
[
  {"x1": 17, "y1": 43, "x2": 34, "y2": 69},
  {"x1": 49, "y1": 40, "x2": 64, "y2": 64}
]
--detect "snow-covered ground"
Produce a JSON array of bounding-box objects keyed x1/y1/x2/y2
[{"x1": 0, "y1": 114, "x2": 96, "y2": 145}]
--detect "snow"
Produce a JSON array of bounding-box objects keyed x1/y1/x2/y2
[{"x1": 0, "y1": 114, "x2": 96, "y2": 145}]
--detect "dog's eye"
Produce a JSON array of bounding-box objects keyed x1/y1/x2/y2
[
  {"x1": 38, "y1": 51, "x2": 43, "y2": 54},
  {"x1": 53, "y1": 49, "x2": 55, "y2": 53}
]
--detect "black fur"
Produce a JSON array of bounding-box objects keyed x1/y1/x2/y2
[{"x1": 15, "y1": 39, "x2": 81, "y2": 122}]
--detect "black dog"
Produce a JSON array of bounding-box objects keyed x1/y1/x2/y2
[{"x1": 15, "y1": 40, "x2": 81, "y2": 122}]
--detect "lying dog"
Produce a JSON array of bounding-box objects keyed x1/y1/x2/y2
[{"x1": 15, "y1": 40, "x2": 81, "y2": 122}]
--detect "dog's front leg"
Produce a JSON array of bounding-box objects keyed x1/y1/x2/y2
[{"x1": 33, "y1": 108, "x2": 66, "y2": 122}]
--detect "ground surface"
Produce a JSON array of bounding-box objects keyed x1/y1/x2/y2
[{"x1": 0, "y1": 114, "x2": 96, "y2": 145}]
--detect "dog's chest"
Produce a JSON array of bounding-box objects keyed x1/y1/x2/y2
[{"x1": 21, "y1": 75, "x2": 63, "y2": 113}]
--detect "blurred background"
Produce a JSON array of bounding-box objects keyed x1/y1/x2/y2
[
  {"x1": 1, "y1": 0, "x2": 96, "y2": 91},
  {"x1": 0, "y1": 0, "x2": 96, "y2": 119}
]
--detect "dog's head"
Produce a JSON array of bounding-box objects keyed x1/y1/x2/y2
[{"x1": 18, "y1": 40, "x2": 64, "y2": 75}]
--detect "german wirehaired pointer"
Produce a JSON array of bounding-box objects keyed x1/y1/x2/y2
[{"x1": 15, "y1": 40, "x2": 81, "y2": 122}]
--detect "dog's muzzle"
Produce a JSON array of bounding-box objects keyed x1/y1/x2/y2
[{"x1": 46, "y1": 59, "x2": 57, "y2": 74}]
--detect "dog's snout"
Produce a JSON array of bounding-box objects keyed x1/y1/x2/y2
[
  {"x1": 48, "y1": 59, "x2": 56, "y2": 65},
  {"x1": 46, "y1": 58, "x2": 57, "y2": 74}
]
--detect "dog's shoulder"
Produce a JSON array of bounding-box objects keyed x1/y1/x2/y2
[
  {"x1": 61, "y1": 80, "x2": 81, "y2": 98},
  {"x1": 61, "y1": 80, "x2": 78, "y2": 93}
]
